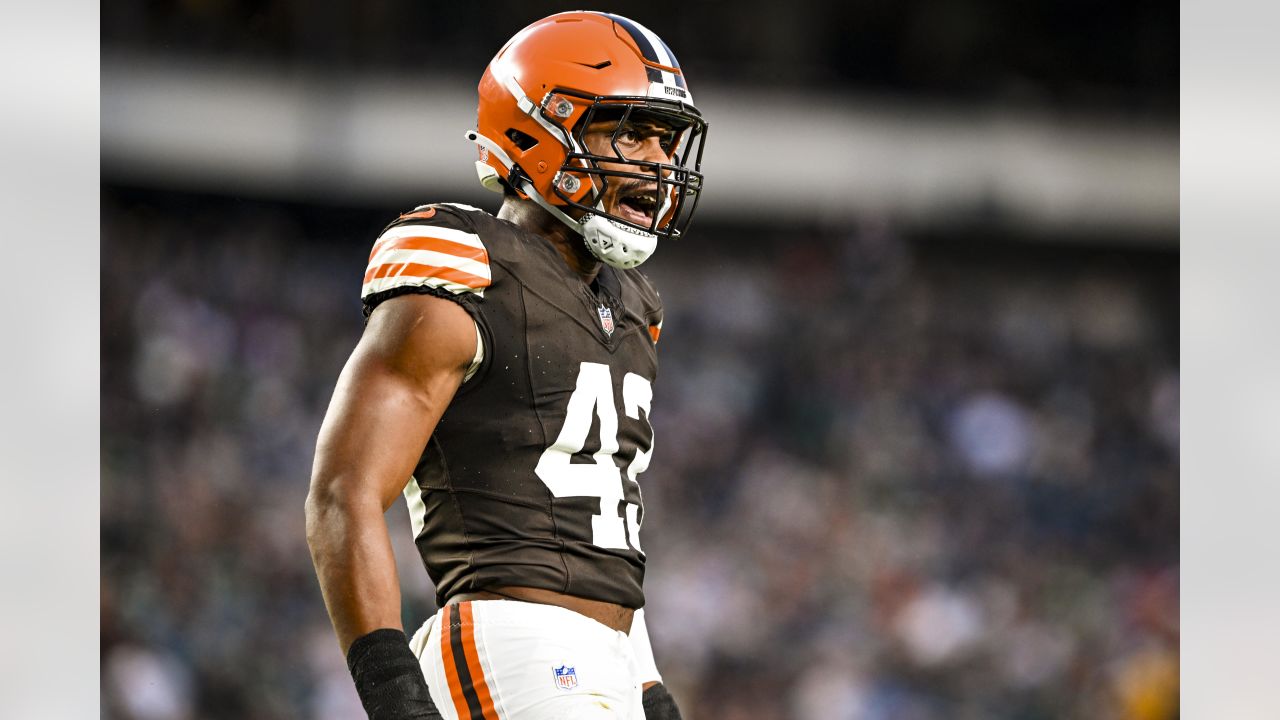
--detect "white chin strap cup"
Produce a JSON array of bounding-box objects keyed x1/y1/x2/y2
[
  {"x1": 579, "y1": 188, "x2": 672, "y2": 269},
  {"x1": 580, "y1": 214, "x2": 659, "y2": 269}
]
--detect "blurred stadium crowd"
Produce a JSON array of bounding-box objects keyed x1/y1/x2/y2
[
  {"x1": 101, "y1": 189, "x2": 1177, "y2": 720},
  {"x1": 102, "y1": 0, "x2": 1174, "y2": 113}
]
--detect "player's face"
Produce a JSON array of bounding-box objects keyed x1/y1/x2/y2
[{"x1": 580, "y1": 114, "x2": 680, "y2": 229}]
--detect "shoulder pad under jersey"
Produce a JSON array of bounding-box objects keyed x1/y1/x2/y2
[{"x1": 361, "y1": 204, "x2": 492, "y2": 313}]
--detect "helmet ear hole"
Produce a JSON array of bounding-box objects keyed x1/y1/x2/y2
[{"x1": 505, "y1": 128, "x2": 539, "y2": 151}]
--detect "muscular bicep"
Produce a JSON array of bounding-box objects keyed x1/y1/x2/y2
[{"x1": 312, "y1": 293, "x2": 478, "y2": 509}]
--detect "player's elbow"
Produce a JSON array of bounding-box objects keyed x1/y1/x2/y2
[
  {"x1": 304, "y1": 474, "x2": 367, "y2": 548},
  {"x1": 303, "y1": 482, "x2": 332, "y2": 552}
]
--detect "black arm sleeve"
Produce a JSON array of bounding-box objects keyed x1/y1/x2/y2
[
  {"x1": 643, "y1": 682, "x2": 684, "y2": 720},
  {"x1": 346, "y1": 629, "x2": 444, "y2": 720}
]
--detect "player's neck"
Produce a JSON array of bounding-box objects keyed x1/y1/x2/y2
[{"x1": 498, "y1": 197, "x2": 601, "y2": 285}]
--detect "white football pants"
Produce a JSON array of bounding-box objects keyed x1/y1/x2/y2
[{"x1": 409, "y1": 600, "x2": 645, "y2": 720}]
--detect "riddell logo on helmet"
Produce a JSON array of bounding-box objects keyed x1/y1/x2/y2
[{"x1": 663, "y1": 86, "x2": 687, "y2": 98}]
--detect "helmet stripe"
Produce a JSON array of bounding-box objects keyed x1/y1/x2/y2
[
  {"x1": 598, "y1": 13, "x2": 686, "y2": 88},
  {"x1": 599, "y1": 13, "x2": 661, "y2": 64},
  {"x1": 654, "y1": 38, "x2": 687, "y2": 89}
]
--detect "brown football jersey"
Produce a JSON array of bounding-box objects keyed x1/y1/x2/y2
[{"x1": 361, "y1": 203, "x2": 664, "y2": 609}]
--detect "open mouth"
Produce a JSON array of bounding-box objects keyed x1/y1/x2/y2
[{"x1": 616, "y1": 190, "x2": 658, "y2": 227}]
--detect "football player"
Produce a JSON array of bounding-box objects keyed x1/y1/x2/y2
[{"x1": 306, "y1": 12, "x2": 707, "y2": 720}]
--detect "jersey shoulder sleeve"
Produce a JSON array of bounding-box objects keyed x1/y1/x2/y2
[{"x1": 361, "y1": 204, "x2": 493, "y2": 316}]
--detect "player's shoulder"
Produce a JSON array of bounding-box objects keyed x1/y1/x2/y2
[
  {"x1": 378, "y1": 202, "x2": 489, "y2": 235},
  {"x1": 383, "y1": 202, "x2": 532, "y2": 255},
  {"x1": 362, "y1": 202, "x2": 498, "y2": 314}
]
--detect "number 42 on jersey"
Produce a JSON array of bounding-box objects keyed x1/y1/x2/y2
[{"x1": 534, "y1": 362, "x2": 652, "y2": 552}]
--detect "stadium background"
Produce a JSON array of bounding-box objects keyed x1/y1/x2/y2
[{"x1": 100, "y1": 2, "x2": 1178, "y2": 719}]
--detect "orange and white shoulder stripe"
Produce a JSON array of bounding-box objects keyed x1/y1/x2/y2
[{"x1": 362, "y1": 223, "x2": 491, "y2": 299}]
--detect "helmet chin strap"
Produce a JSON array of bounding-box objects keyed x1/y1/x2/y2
[
  {"x1": 515, "y1": 174, "x2": 666, "y2": 271},
  {"x1": 466, "y1": 129, "x2": 665, "y2": 270},
  {"x1": 579, "y1": 214, "x2": 658, "y2": 270}
]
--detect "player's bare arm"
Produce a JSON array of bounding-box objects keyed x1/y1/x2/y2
[{"x1": 306, "y1": 292, "x2": 477, "y2": 652}]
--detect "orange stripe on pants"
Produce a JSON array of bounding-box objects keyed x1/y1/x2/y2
[
  {"x1": 457, "y1": 602, "x2": 500, "y2": 719},
  {"x1": 440, "y1": 605, "x2": 472, "y2": 719}
]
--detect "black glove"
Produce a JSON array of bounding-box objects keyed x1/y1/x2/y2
[
  {"x1": 347, "y1": 628, "x2": 444, "y2": 720},
  {"x1": 643, "y1": 683, "x2": 684, "y2": 720}
]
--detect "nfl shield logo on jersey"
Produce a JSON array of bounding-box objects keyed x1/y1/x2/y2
[
  {"x1": 553, "y1": 665, "x2": 579, "y2": 691},
  {"x1": 597, "y1": 305, "x2": 615, "y2": 336}
]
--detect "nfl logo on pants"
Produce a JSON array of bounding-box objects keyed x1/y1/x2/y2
[{"x1": 553, "y1": 665, "x2": 579, "y2": 691}]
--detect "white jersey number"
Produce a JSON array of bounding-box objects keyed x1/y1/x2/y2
[{"x1": 534, "y1": 362, "x2": 652, "y2": 551}]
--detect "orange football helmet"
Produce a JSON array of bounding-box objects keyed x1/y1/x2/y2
[{"x1": 466, "y1": 11, "x2": 708, "y2": 268}]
